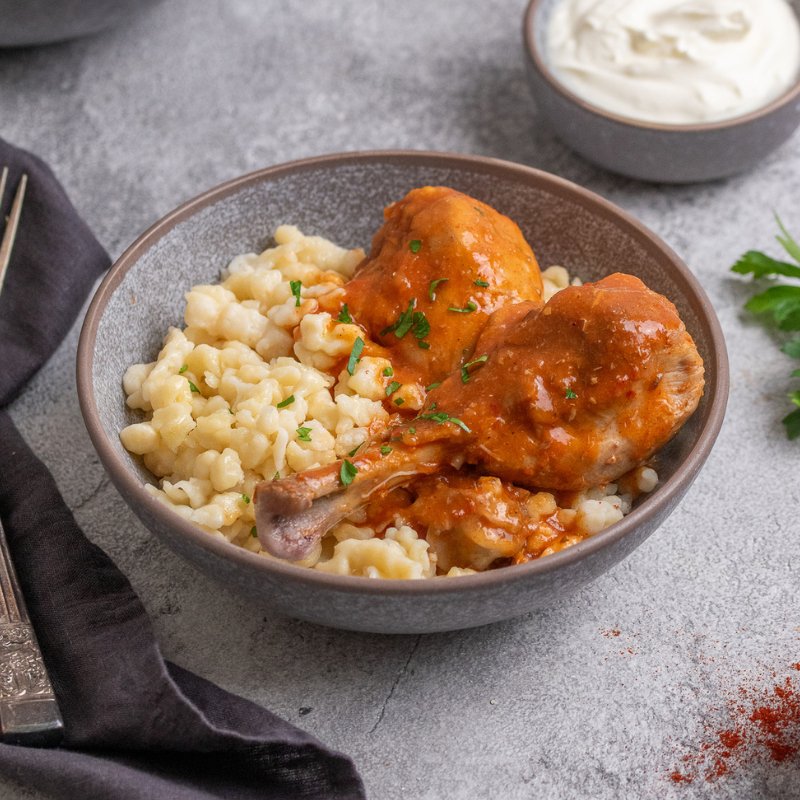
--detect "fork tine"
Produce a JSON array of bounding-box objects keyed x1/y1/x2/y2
[{"x1": 0, "y1": 172, "x2": 27, "y2": 296}]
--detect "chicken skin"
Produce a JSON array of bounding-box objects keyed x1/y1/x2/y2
[
  {"x1": 256, "y1": 273, "x2": 704, "y2": 560},
  {"x1": 325, "y1": 186, "x2": 544, "y2": 387}
]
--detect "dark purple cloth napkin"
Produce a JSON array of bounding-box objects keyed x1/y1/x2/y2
[
  {"x1": 0, "y1": 138, "x2": 365, "y2": 800},
  {"x1": 0, "y1": 141, "x2": 109, "y2": 408}
]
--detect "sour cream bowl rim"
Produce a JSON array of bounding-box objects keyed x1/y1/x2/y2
[{"x1": 523, "y1": 0, "x2": 800, "y2": 133}]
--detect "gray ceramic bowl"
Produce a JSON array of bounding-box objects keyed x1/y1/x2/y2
[
  {"x1": 77, "y1": 151, "x2": 728, "y2": 633},
  {"x1": 523, "y1": 0, "x2": 800, "y2": 183},
  {"x1": 0, "y1": 0, "x2": 162, "y2": 47}
]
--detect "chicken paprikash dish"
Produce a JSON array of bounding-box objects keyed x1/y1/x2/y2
[{"x1": 120, "y1": 187, "x2": 704, "y2": 579}]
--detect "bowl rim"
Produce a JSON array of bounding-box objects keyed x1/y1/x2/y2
[
  {"x1": 522, "y1": 0, "x2": 800, "y2": 133},
  {"x1": 77, "y1": 149, "x2": 729, "y2": 596}
]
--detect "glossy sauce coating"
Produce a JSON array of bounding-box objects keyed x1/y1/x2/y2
[
  {"x1": 328, "y1": 186, "x2": 544, "y2": 387},
  {"x1": 395, "y1": 273, "x2": 704, "y2": 490},
  {"x1": 256, "y1": 205, "x2": 705, "y2": 571},
  {"x1": 359, "y1": 471, "x2": 606, "y2": 572}
]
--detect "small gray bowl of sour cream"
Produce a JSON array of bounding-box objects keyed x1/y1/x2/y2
[{"x1": 523, "y1": 0, "x2": 800, "y2": 183}]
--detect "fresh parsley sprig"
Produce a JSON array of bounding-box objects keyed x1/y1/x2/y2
[{"x1": 733, "y1": 215, "x2": 800, "y2": 438}]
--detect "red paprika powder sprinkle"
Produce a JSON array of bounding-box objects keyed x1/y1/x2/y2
[
  {"x1": 668, "y1": 668, "x2": 800, "y2": 784},
  {"x1": 717, "y1": 729, "x2": 742, "y2": 750}
]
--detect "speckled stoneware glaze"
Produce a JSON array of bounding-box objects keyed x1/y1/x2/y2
[
  {"x1": 0, "y1": 0, "x2": 162, "y2": 47},
  {"x1": 77, "y1": 151, "x2": 728, "y2": 633},
  {"x1": 523, "y1": 0, "x2": 800, "y2": 183}
]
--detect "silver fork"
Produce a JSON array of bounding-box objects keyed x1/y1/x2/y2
[{"x1": 0, "y1": 166, "x2": 64, "y2": 745}]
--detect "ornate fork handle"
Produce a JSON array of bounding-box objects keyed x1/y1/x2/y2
[
  {"x1": 0, "y1": 519, "x2": 63, "y2": 744},
  {"x1": 0, "y1": 167, "x2": 63, "y2": 744}
]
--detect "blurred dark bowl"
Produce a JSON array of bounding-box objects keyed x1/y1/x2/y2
[{"x1": 0, "y1": 0, "x2": 162, "y2": 47}]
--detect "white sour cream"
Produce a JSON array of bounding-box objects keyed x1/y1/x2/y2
[{"x1": 546, "y1": 0, "x2": 800, "y2": 125}]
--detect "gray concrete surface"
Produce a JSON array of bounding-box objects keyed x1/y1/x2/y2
[{"x1": 2, "y1": 1, "x2": 800, "y2": 798}]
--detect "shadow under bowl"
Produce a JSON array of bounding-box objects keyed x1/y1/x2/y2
[
  {"x1": 523, "y1": 0, "x2": 800, "y2": 183},
  {"x1": 0, "y1": 0, "x2": 163, "y2": 47},
  {"x1": 77, "y1": 150, "x2": 729, "y2": 633}
]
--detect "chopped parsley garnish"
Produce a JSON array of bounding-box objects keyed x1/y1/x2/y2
[
  {"x1": 380, "y1": 299, "x2": 430, "y2": 346},
  {"x1": 732, "y1": 215, "x2": 800, "y2": 439},
  {"x1": 409, "y1": 239, "x2": 422, "y2": 253},
  {"x1": 411, "y1": 313, "x2": 430, "y2": 341},
  {"x1": 241, "y1": 494, "x2": 251, "y2": 504},
  {"x1": 565, "y1": 388, "x2": 578, "y2": 400},
  {"x1": 340, "y1": 459, "x2": 358, "y2": 486},
  {"x1": 385, "y1": 380, "x2": 402, "y2": 397},
  {"x1": 337, "y1": 304, "x2": 352, "y2": 323},
  {"x1": 382, "y1": 365, "x2": 394, "y2": 377},
  {"x1": 187, "y1": 380, "x2": 200, "y2": 393},
  {"x1": 380, "y1": 300, "x2": 412, "y2": 336},
  {"x1": 448, "y1": 301, "x2": 478, "y2": 314},
  {"x1": 289, "y1": 280, "x2": 302, "y2": 307},
  {"x1": 460, "y1": 354, "x2": 488, "y2": 383},
  {"x1": 418, "y1": 340, "x2": 430, "y2": 350},
  {"x1": 250, "y1": 526, "x2": 257, "y2": 538},
  {"x1": 474, "y1": 279, "x2": 490, "y2": 288},
  {"x1": 428, "y1": 278, "x2": 448, "y2": 301},
  {"x1": 347, "y1": 337, "x2": 365, "y2": 375},
  {"x1": 296, "y1": 426, "x2": 312, "y2": 442},
  {"x1": 348, "y1": 442, "x2": 363, "y2": 457},
  {"x1": 419, "y1": 411, "x2": 448, "y2": 424},
  {"x1": 418, "y1": 411, "x2": 471, "y2": 433},
  {"x1": 380, "y1": 445, "x2": 393, "y2": 455},
  {"x1": 178, "y1": 364, "x2": 188, "y2": 374},
  {"x1": 394, "y1": 397, "x2": 405, "y2": 406},
  {"x1": 408, "y1": 426, "x2": 416, "y2": 434},
  {"x1": 426, "y1": 381, "x2": 441, "y2": 392},
  {"x1": 277, "y1": 395, "x2": 295, "y2": 408}
]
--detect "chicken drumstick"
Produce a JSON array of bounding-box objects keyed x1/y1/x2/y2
[
  {"x1": 326, "y1": 186, "x2": 544, "y2": 387},
  {"x1": 256, "y1": 273, "x2": 704, "y2": 559}
]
